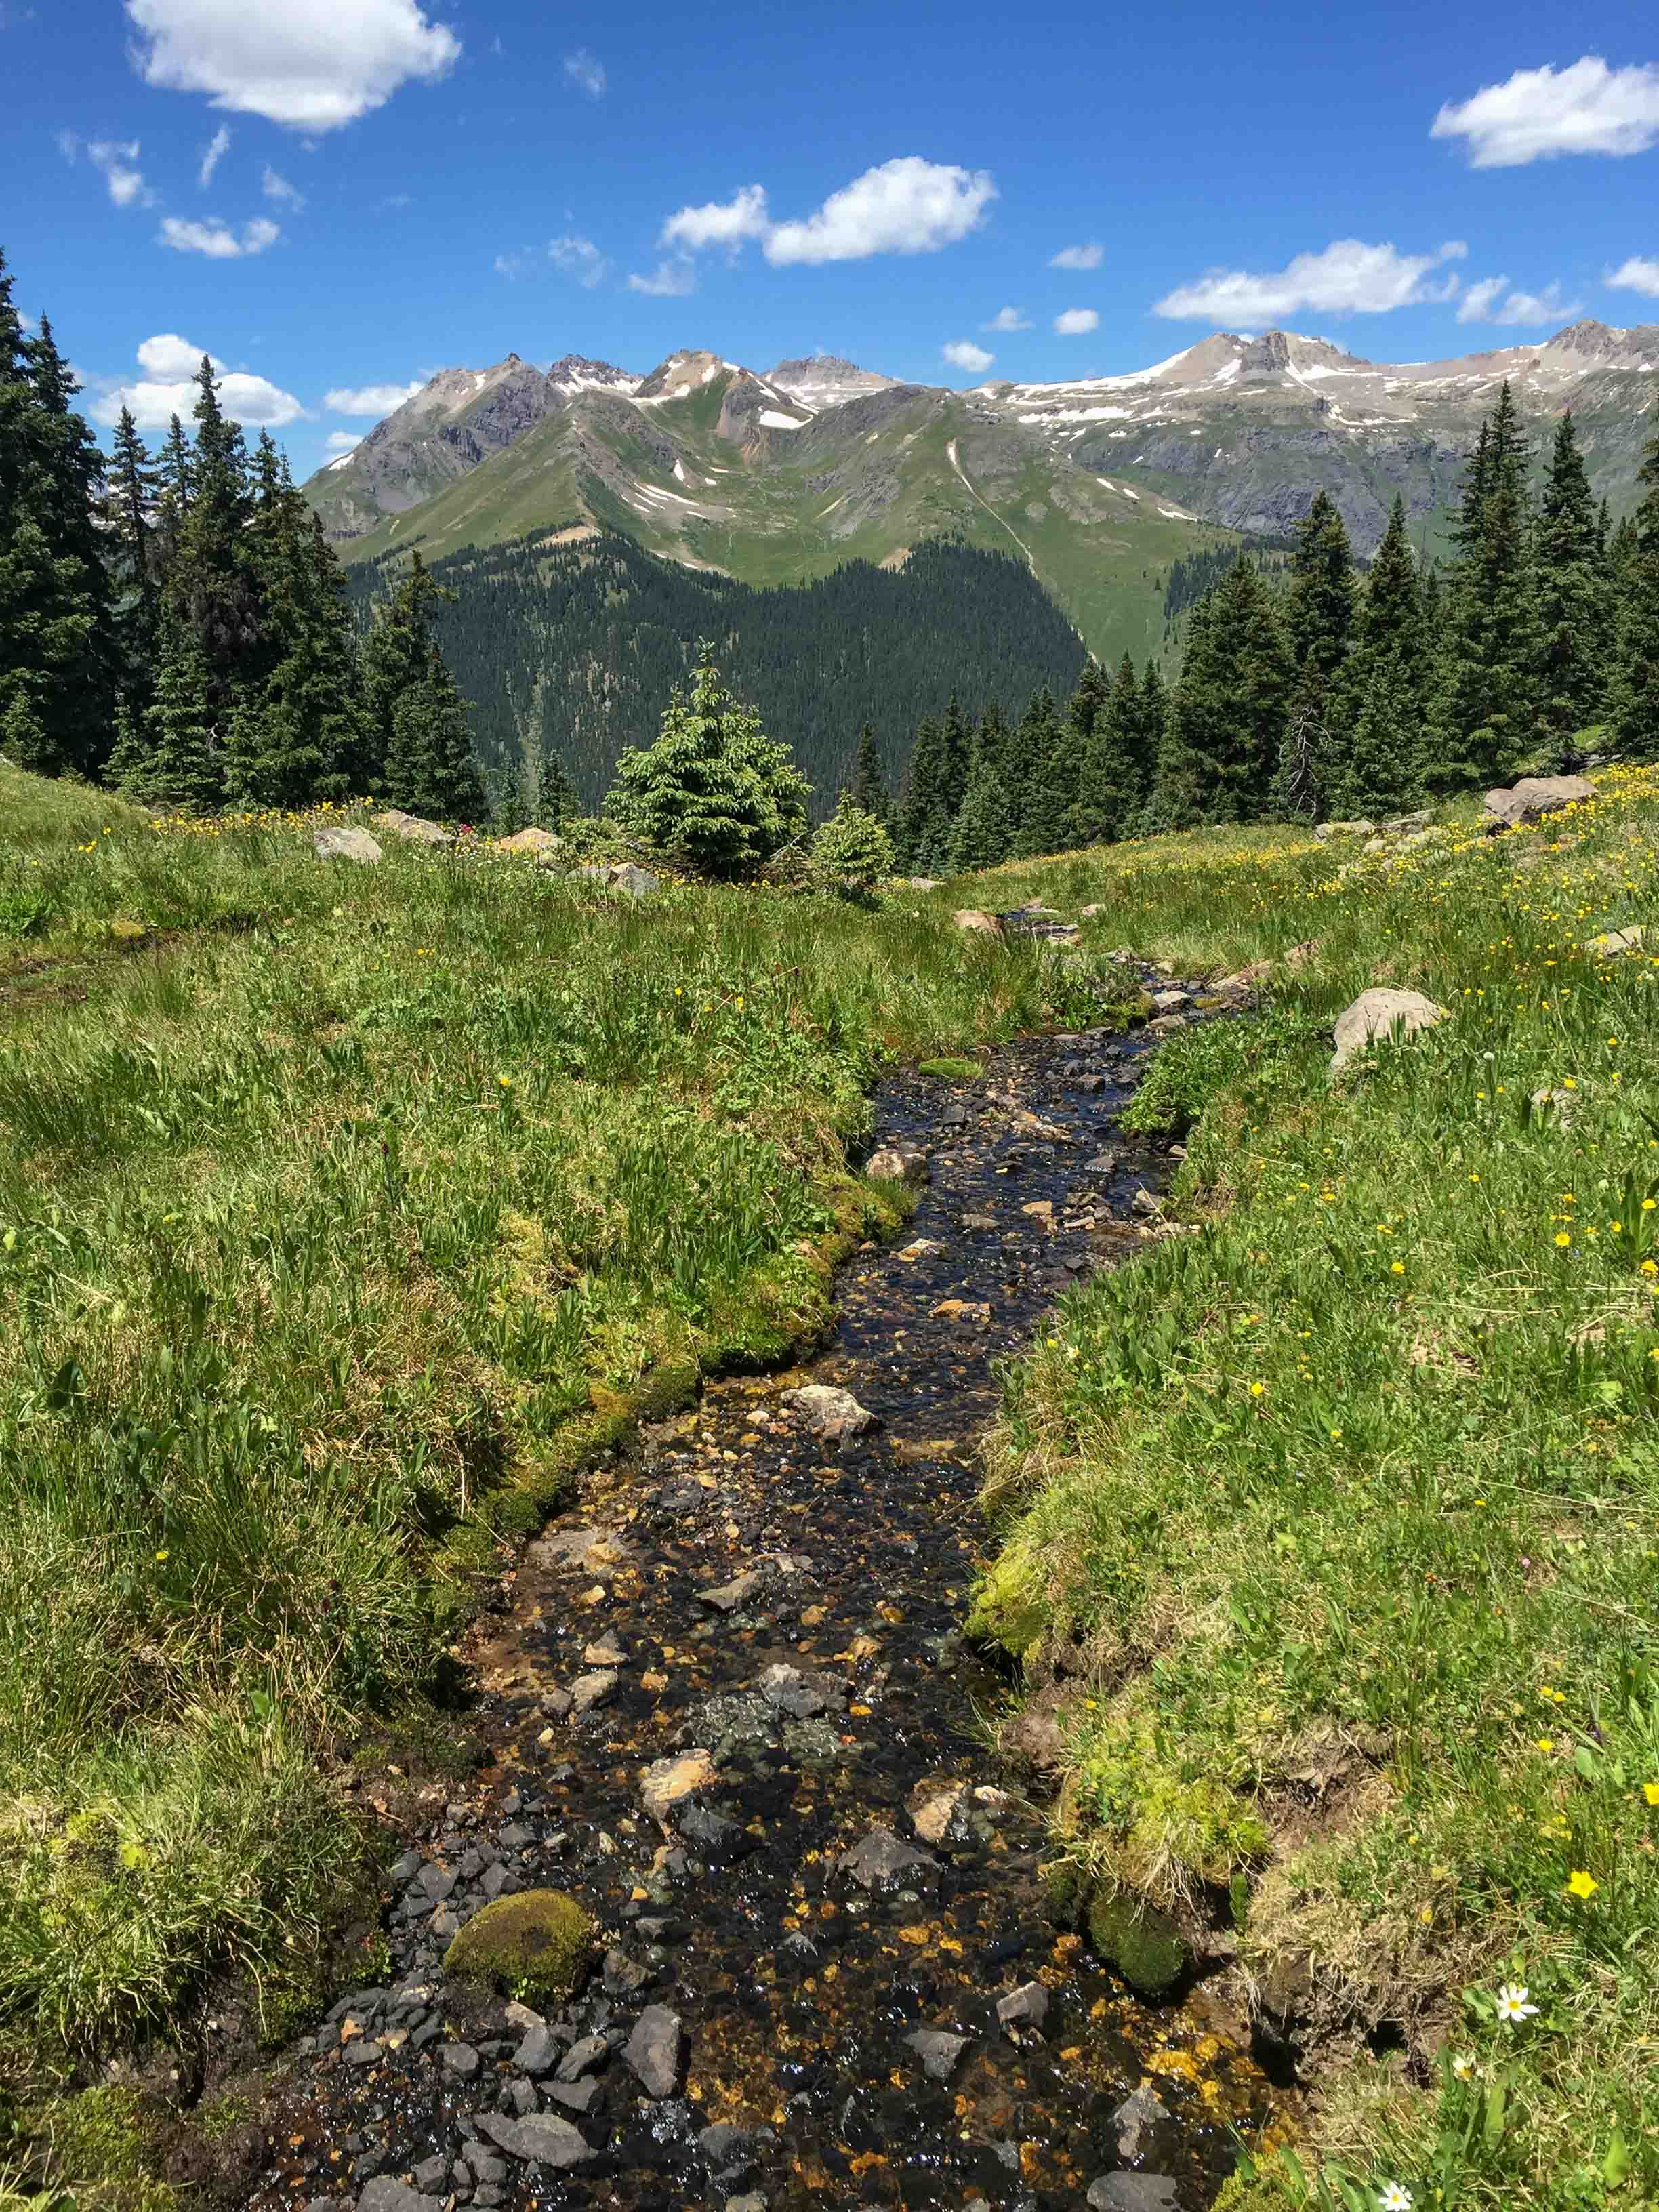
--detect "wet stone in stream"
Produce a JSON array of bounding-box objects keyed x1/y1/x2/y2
[{"x1": 255, "y1": 1002, "x2": 1271, "y2": 2212}]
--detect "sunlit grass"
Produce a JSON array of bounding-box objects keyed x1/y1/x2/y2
[{"x1": 970, "y1": 764, "x2": 1659, "y2": 2212}]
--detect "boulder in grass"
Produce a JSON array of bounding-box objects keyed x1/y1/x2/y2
[
  {"x1": 376, "y1": 808, "x2": 453, "y2": 847},
  {"x1": 1330, "y1": 987, "x2": 1448, "y2": 1073},
  {"x1": 1584, "y1": 925, "x2": 1645, "y2": 958},
  {"x1": 1483, "y1": 775, "x2": 1594, "y2": 830},
  {"x1": 497, "y1": 825, "x2": 562, "y2": 858},
  {"x1": 313, "y1": 825, "x2": 380, "y2": 864},
  {"x1": 953, "y1": 909, "x2": 1003, "y2": 937}
]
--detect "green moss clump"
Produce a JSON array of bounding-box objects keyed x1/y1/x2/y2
[
  {"x1": 443, "y1": 1888, "x2": 594, "y2": 2001},
  {"x1": 918, "y1": 1056, "x2": 981, "y2": 1080},
  {"x1": 1086, "y1": 1890, "x2": 1189, "y2": 1996},
  {"x1": 21, "y1": 2085, "x2": 180, "y2": 2211}
]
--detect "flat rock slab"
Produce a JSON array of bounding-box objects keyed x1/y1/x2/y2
[
  {"x1": 1585, "y1": 925, "x2": 1645, "y2": 956},
  {"x1": 626, "y1": 2004, "x2": 684, "y2": 2097},
  {"x1": 497, "y1": 826, "x2": 562, "y2": 857},
  {"x1": 375, "y1": 809, "x2": 453, "y2": 846},
  {"x1": 475, "y1": 2111, "x2": 593, "y2": 2167},
  {"x1": 996, "y1": 1980, "x2": 1051, "y2": 2029}
]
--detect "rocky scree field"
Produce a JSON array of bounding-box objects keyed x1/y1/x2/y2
[{"x1": 966, "y1": 770, "x2": 1659, "y2": 2212}]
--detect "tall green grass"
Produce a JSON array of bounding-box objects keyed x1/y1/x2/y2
[
  {"x1": 0, "y1": 775, "x2": 1134, "y2": 2064},
  {"x1": 970, "y1": 771, "x2": 1659, "y2": 2212}
]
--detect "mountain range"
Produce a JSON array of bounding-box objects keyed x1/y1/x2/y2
[{"x1": 306, "y1": 320, "x2": 1659, "y2": 664}]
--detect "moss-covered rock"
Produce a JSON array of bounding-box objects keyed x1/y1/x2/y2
[
  {"x1": 443, "y1": 1889, "x2": 594, "y2": 2001},
  {"x1": 1086, "y1": 1890, "x2": 1189, "y2": 1996},
  {"x1": 918, "y1": 1057, "x2": 981, "y2": 1080}
]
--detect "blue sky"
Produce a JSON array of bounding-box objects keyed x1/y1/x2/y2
[{"x1": 4, "y1": 0, "x2": 1659, "y2": 477}]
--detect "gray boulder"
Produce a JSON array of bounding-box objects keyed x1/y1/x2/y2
[
  {"x1": 625, "y1": 2004, "x2": 684, "y2": 2097},
  {"x1": 356, "y1": 2182, "x2": 445, "y2": 2212},
  {"x1": 1313, "y1": 818, "x2": 1376, "y2": 842},
  {"x1": 781, "y1": 1383, "x2": 876, "y2": 1440},
  {"x1": 838, "y1": 1826, "x2": 934, "y2": 1893},
  {"x1": 1087, "y1": 2177, "x2": 1180, "y2": 2212},
  {"x1": 1330, "y1": 987, "x2": 1449, "y2": 1073},
  {"x1": 313, "y1": 825, "x2": 381, "y2": 864},
  {"x1": 375, "y1": 808, "x2": 453, "y2": 847},
  {"x1": 904, "y1": 2026, "x2": 969, "y2": 2081},
  {"x1": 1483, "y1": 775, "x2": 1594, "y2": 829},
  {"x1": 1584, "y1": 924, "x2": 1645, "y2": 957}
]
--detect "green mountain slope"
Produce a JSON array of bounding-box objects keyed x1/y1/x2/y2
[
  {"x1": 345, "y1": 532, "x2": 1090, "y2": 811},
  {"x1": 322, "y1": 354, "x2": 1235, "y2": 669}
]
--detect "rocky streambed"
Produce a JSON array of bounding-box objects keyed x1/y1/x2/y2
[{"x1": 251, "y1": 985, "x2": 1272, "y2": 2212}]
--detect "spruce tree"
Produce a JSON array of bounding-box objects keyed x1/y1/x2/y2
[
  {"x1": 844, "y1": 722, "x2": 890, "y2": 823},
  {"x1": 105, "y1": 403, "x2": 159, "y2": 709},
  {"x1": 123, "y1": 617, "x2": 222, "y2": 810},
  {"x1": 153, "y1": 412, "x2": 193, "y2": 574},
  {"x1": 1130, "y1": 659, "x2": 1168, "y2": 832},
  {"x1": 361, "y1": 551, "x2": 453, "y2": 795},
  {"x1": 1435, "y1": 383, "x2": 1541, "y2": 787},
  {"x1": 169, "y1": 356, "x2": 258, "y2": 676},
  {"x1": 605, "y1": 642, "x2": 809, "y2": 874},
  {"x1": 384, "y1": 646, "x2": 488, "y2": 823},
  {"x1": 1322, "y1": 495, "x2": 1427, "y2": 815},
  {"x1": 0, "y1": 291, "x2": 117, "y2": 776},
  {"x1": 1158, "y1": 562, "x2": 1291, "y2": 825},
  {"x1": 1611, "y1": 425, "x2": 1659, "y2": 761},
  {"x1": 1285, "y1": 491, "x2": 1357, "y2": 720},
  {"x1": 1535, "y1": 411, "x2": 1614, "y2": 762},
  {"x1": 1010, "y1": 685, "x2": 1076, "y2": 857},
  {"x1": 894, "y1": 714, "x2": 954, "y2": 874},
  {"x1": 1068, "y1": 659, "x2": 1144, "y2": 846},
  {"x1": 949, "y1": 701, "x2": 1016, "y2": 871}
]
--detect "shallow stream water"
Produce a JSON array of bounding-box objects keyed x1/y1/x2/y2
[{"x1": 253, "y1": 996, "x2": 1271, "y2": 2212}]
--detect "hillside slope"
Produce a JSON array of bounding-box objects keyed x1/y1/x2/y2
[{"x1": 345, "y1": 533, "x2": 1089, "y2": 810}]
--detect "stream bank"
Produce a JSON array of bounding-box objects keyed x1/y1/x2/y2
[{"x1": 249, "y1": 987, "x2": 1274, "y2": 2212}]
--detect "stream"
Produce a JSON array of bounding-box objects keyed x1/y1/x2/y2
[{"x1": 252, "y1": 986, "x2": 1272, "y2": 2212}]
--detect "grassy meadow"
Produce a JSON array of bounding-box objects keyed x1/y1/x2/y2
[
  {"x1": 968, "y1": 769, "x2": 1659, "y2": 2212},
  {"x1": 0, "y1": 762, "x2": 1136, "y2": 2089}
]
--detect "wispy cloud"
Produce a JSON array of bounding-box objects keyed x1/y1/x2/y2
[
  {"x1": 1050, "y1": 241, "x2": 1102, "y2": 270},
  {"x1": 1153, "y1": 237, "x2": 1467, "y2": 321},
  {"x1": 942, "y1": 339, "x2": 994, "y2": 374},
  {"x1": 262, "y1": 165, "x2": 306, "y2": 209},
  {"x1": 159, "y1": 214, "x2": 281, "y2": 258},
  {"x1": 1433, "y1": 57, "x2": 1659, "y2": 167},
  {"x1": 627, "y1": 257, "x2": 696, "y2": 297},
  {"x1": 59, "y1": 132, "x2": 156, "y2": 209},
  {"x1": 198, "y1": 123, "x2": 231, "y2": 187},
  {"x1": 324, "y1": 430, "x2": 360, "y2": 453},
  {"x1": 1456, "y1": 274, "x2": 1582, "y2": 325},
  {"x1": 324, "y1": 379, "x2": 423, "y2": 413},
  {"x1": 123, "y1": 0, "x2": 461, "y2": 131},
  {"x1": 548, "y1": 234, "x2": 608, "y2": 287},
  {"x1": 563, "y1": 47, "x2": 605, "y2": 98},
  {"x1": 1054, "y1": 307, "x2": 1099, "y2": 335},
  {"x1": 983, "y1": 305, "x2": 1030, "y2": 331}
]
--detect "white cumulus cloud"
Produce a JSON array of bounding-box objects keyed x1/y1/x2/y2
[
  {"x1": 1456, "y1": 274, "x2": 1581, "y2": 325},
  {"x1": 324, "y1": 430, "x2": 360, "y2": 453},
  {"x1": 123, "y1": 0, "x2": 460, "y2": 131},
  {"x1": 1054, "y1": 307, "x2": 1099, "y2": 335},
  {"x1": 661, "y1": 184, "x2": 771, "y2": 253},
  {"x1": 764, "y1": 157, "x2": 996, "y2": 266},
  {"x1": 324, "y1": 379, "x2": 422, "y2": 413},
  {"x1": 262, "y1": 165, "x2": 305, "y2": 209},
  {"x1": 563, "y1": 47, "x2": 605, "y2": 98},
  {"x1": 1050, "y1": 241, "x2": 1102, "y2": 270},
  {"x1": 1153, "y1": 237, "x2": 1468, "y2": 321},
  {"x1": 91, "y1": 334, "x2": 306, "y2": 430},
  {"x1": 159, "y1": 213, "x2": 281, "y2": 257},
  {"x1": 628, "y1": 257, "x2": 696, "y2": 298},
  {"x1": 984, "y1": 305, "x2": 1030, "y2": 331},
  {"x1": 1432, "y1": 57, "x2": 1659, "y2": 168},
  {"x1": 942, "y1": 338, "x2": 994, "y2": 373},
  {"x1": 1607, "y1": 255, "x2": 1659, "y2": 298},
  {"x1": 137, "y1": 332, "x2": 222, "y2": 377},
  {"x1": 198, "y1": 123, "x2": 231, "y2": 186}
]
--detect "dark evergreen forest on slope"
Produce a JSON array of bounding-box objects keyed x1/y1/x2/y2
[{"x1": 344, "y1": 533, "x2": 1088, "y2": 813}]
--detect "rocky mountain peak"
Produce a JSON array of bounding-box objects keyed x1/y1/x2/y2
[
  {"x1": 767, "y1": 354, "x2": 897, "y2": 409},
  {"x1": 634, "y1": 350, "x2": 743, "y2": 401}
]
